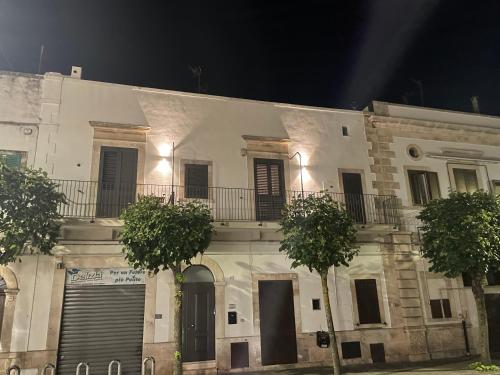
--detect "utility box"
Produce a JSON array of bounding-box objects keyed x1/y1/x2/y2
[{"x1": 316, "y1": 331, "x2": 330, "y2": 348}]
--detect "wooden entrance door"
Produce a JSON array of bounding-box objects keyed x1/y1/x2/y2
[
  {"x1": 96, "y1": 147, "x2": 138, "y2": 217},
  {"x1": 254, "y1": 159, "x2": 286, "y2": 221},
  {"x1": 342, "y1": 173, "x2": 366, "y2": 223},
  {"x1": 258, "y1": 280, "x2": 297, "y2": 366},
  {"x1": 182, "y1": 282, "x2": 215, "y2": 362},
  {"x1": 486, "y1": 294, "x2": 500, "y2": 358}
]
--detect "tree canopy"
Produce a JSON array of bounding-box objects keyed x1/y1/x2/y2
[
  {"x1": 417, "y1": 190, "x2": 500, "y2": 278},
  {"x1": 0, "y1": 162, "x2": 65, "y2": 264},
  {"x1": 120, "y1": 196, "x2": 214, "y2": 273},
  {"x1": 279, "y1": 193, "x2": 358, "y2": 274}
]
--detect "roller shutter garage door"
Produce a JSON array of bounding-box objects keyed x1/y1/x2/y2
[{"x1": 57, "y1": 268, "x2": 146, "y2": 375}]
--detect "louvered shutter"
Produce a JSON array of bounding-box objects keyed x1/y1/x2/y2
[
  {"x1": 254, "y1": 159, "x2": 285, "y2": 221},
  {"x1": 185, "y1": 164, "x2": 209, "y2": 199},
  {"x1": 0, "y1": 152, "x2": 22, "y2": 169},
  {"x1": 97, "y1": 147, "x2": 138, "y2": 218}
]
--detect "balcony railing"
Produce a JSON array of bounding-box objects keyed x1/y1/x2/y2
[{"x1": 53, "y1": 180, "x2": 401, "y2": 225}]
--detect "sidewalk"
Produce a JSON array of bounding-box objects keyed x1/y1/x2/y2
[{"x1": 241, "y1": 358, "x2": 500, "y2": 374}]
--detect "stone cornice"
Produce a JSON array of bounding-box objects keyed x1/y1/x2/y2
[{"x1": 370, "y1": 114, "x2": 500, "y2": 135}]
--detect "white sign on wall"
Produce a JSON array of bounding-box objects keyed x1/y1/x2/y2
[{"x1": 66, "y1": 268, "x2": 146, "y2": 286}]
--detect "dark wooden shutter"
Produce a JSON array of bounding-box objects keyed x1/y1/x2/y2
[
  {"x1": 101, "y1": 150, "x2": 119, "y2": 191},
  {"x1": 430, "y1": 299, "x2": 443, "y2": 318},
  {"x1": 442, "y1": 299, "x2": 452, "y2": 318},
  {"x1": 355, "y1": 279, "x2": 381, "y2": 324},
  {"x1": 185, "y1": 164, "x2": 209, "y2": 199},
  {"x1": 254, "y1": 159, "x2": 285, "y2": 221},
  {"x1": 97, "y1": 147, "x2": 138, "y2": 217}
]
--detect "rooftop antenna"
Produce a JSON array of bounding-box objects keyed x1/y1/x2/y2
[
  {"x1": 410, "y1": 78, "x2": 424, "y2": 106},
  {"x1": 37, "y1": 45, "x2": 44, "y2": 74},
  {"x1": 189, "y1": 65, "x2": 202, "y2": 93},
  {"x1": 471, "y1": 96, "x2": 480, "y2": 114}
]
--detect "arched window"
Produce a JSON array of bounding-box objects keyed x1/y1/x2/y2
[{"x1": 183, "y1": 265, "x2": 214, "y2": 283}]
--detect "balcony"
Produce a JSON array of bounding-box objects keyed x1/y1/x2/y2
[{"x1": 53, "y1": 180, "x2": 401, "y2": 225}]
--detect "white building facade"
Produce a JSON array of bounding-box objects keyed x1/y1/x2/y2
[{"x1": 0, "y1": 70, "x2": 499, "y2": 374}]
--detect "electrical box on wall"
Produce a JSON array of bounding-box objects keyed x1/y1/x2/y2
[
  {"x1": 316, "y1": 331, "x2": 330, "y2": 348},
  {"x1": 228, "y1": 311, "x2": 237, "y2": 324}
]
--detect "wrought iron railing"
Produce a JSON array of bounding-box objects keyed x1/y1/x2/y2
[{"x1": 53, "y1": 180, "x2": 400, "y2": 225}]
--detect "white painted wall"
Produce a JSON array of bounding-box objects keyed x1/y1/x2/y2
[{"x1": 9, "y1": 256, "x2": 55, "y2": 352}]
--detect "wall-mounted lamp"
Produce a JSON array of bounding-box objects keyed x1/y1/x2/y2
[{"x1": 289, "y1": 151, "x2": 304, "y2": 196}]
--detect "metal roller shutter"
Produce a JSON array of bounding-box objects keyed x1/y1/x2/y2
[{"x1": 57, "y1": 284, "x2": 145, "y2": 375}]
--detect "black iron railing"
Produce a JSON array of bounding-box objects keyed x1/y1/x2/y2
[{"x1": 53, "y1": 180, "x2": 400, "y2": 225}]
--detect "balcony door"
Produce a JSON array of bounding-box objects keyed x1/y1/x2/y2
[
  {"x1": 342, "y1": 172, "x2": 366, "y2": 223},
  {"x1": 254, "y1": 158, "x2": 285, "y2": 221},
  {"x1": 96, "y1": 146, "x2": 138, "y2": 218}
]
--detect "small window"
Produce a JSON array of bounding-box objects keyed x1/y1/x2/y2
[
  {"x1": 492, "y1": 181, "x2": 500, "y2": 196},
  {"x1": 0, "y1": 150, "x2": 25, "y2": 170},
  {"x1": 408, "y1": 170, "x2": 440, "y2": 205},
  {"x1": 453, "y1": 168, "x2": 479, "y2": 193},
  {"x1": 342, "y1": 126, "x2": 349, "y2": 136},
  {"x1": 341, "y1": 341, "x2": 361, "y2": 359},
  {"x1": 462, "y1": 272, "x2": 472, "y2": 287},
  {"x1": 312, "y1": 299, "x2": 321, "y2": 310},
  {"x1": 430, "y1": 299, "x2": 452, "y2": 319},
  {"x1": 355, "y1": 279, "x2": 381, "y2": 324},
  {"x1": 185, "y1": 163, "x2": 209, "y2": 199}
]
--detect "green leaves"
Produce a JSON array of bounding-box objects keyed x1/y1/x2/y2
[
  {"x1": 279, "y1": 193, "x2": 358, "y2": 275},
  {"x1": 0, "y1": 162, "x2": 66, "y2": 264},
  {"x1": 417, "y1": 191, "x2": 500, "y2": 279},
  {"x1": 120, "y1": 196, "x2": 214, "y2": 273}
]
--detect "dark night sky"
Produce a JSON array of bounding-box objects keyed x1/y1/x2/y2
[{"x1": 1, "y1": 0, "x2": 499, "y2": 115}]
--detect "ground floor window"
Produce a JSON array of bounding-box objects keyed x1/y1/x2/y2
[
  {"x1": 430, "y1": 298, "x2": 452, "y2": 319},
  {"x1": 354, "y1": 279, "x2": 381, "y2": 324}
]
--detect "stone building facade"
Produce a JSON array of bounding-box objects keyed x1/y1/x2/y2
[{"x1": 0, "y1": 69, "x2": 499, "y2": 374}]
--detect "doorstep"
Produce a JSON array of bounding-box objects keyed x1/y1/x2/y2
[{"x1": 183, "y1": 360, "x2": 217, "y2": 375}]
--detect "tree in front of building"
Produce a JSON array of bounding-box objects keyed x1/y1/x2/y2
[
  {"x1": 418, "y1": 191, "x2": 500, "y2": 364},
  {"x1": 120, "y1": 196, "x2": 214, "y2": 375},
  {"x1": 280, "y1": 193, "x2": 358, "y2": 375},
  {"x1": 0, "y1": 162, "x2": 65, "y2": 265}
]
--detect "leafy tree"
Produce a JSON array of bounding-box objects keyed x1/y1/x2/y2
[
  {"x1": 120, "y1": 196, "x2": 214, "y2": 375},
  {"x1": 280, "y1": 193, "x2": 358, "y2": 375},
  {"x1": 418, "y1": 191, "x2": 500, "y2": 364},
  {"x1": 0, "y1": 162, "x2": 65, "y2": 264}
]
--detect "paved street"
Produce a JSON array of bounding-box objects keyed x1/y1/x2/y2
[{"x1": 242, "y1": 359, "x2": 500, "y2": 374}]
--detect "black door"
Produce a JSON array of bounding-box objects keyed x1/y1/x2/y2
[
  {"x1": 342, "y1": 173, "x2": 366, "y2": 223},
  {"x1": 254, "y1": 159, "x2": 285, "y2": 221},
  {"x1": 96, "y1": 147, "x2": 138, "y2": 217},
  {"x1": 258, "y1": 280, "x2": 297, "y2": 366},
  {"x1": 486, "y1": 294, "x2": 500, "y2": 358},
  {"x1": 182, "y1": 283, "x2": 215, "y2": 362}
]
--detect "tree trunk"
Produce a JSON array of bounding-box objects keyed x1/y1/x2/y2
[
  {"x1": 320, "y1": 271, "x2": 342, "y2": 375},
  {"x1": 471, "y1": 274, "x2": 491, "y2": 364},
  {"x1": 173, "y1": 264, "x2": 183, "y2": 375}
]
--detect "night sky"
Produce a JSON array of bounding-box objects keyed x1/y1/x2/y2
[{"x1": 1, "y1": 0, "x2": 499, "y2": 115}]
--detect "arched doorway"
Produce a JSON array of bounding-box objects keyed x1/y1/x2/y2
[{"x1": 182, "y1": 265, "x2": 215, "y2": 362}]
